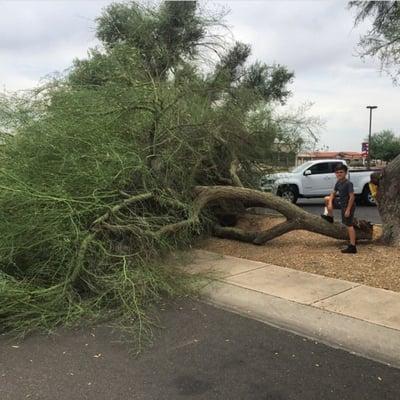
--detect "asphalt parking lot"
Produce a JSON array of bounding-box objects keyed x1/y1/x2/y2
[{"x1": 1, "y1": 300, "x2": 399, "y2": 400}]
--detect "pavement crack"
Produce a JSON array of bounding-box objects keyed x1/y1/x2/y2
[
  {"x1": 223, "y1": 264, "x2": 271, "y2": 278},
  {"x1": 310, "y1": 284, "x2": 362, "y2": 306}
]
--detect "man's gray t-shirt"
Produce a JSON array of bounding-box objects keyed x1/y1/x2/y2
[{"x1": 334, "y1": 179, "x2": 354, "y2": 209}]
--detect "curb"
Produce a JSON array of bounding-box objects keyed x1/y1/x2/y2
[
  {"x1": 186, "y1": 250, "x2": 400, "y2": 369},
  {"x1": 201, "y1": 280, "x2": 400, "y2": 369}
]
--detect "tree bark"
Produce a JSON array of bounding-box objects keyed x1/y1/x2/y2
[
  {"x1": 253, "y1": 220, "x2": 300, "y2": 244},
  {"x1": 229, "y1": 153, "x2": 243, "y2": 187},
  {"x1": 193, "y1": 186, "x2": 373, "y2": 244},
  {"x1": 212, "y1": 225, "x2": 258, "y2": 243},
  {"x1": 377, "y1": 154, "x2": 400, "y2": 246}
]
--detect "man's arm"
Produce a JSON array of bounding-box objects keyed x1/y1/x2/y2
[
  {"x1": 346, "y1": 192, "x2": 355, "y2": 214},
  {"x1": 345, "y1": 183, "x2": 355, "y2": 217}
]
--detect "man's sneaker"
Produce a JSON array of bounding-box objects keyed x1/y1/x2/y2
[
  {"x1": 341, "y1": 245, "x2": 357, "y2": 254},
  {"x1": 321, "y1": 214, "x2": 334, "y2": 223}
]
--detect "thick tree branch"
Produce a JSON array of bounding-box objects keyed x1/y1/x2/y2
[
  {"x1": 193, "y1": 186, "x2": 373, "y2": 242},
  {"x1": 253, "y1": 219, "x2": 300, "y2": 245},
  {"x1": 212, "y1": 224, "x2": 258, "y2": 242}
]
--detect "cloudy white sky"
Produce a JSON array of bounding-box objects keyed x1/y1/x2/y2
[{"x1": 1, "y1": 0, "x2": 399, "y2": 151}]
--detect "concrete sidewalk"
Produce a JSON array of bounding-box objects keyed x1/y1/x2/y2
[{"x1": 183, "y1": 250, "x2": 400, "y2": 369}]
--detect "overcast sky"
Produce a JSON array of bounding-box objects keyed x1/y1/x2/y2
[{"x1": 1, "y1": 0, "x2": 399, "y2": 151}]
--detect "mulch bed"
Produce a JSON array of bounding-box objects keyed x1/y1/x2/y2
[{"x1": 197, "y1": 214, "x2": 400, "y2": 293}]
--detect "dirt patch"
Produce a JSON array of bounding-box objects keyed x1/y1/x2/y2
[{"x1": 197, "y1": 214, "x2": 400, "y2": 292}]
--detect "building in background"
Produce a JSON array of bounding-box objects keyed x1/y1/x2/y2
[{"x1": 296, "y1": 151, "x2": 365, "y2": 166}]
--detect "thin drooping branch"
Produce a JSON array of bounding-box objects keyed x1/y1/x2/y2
[
  {"x1": 70, "y1": 232, "x2": 96, "y2": 285},
  {"x1": 91, "y1": 192, "x2": 153, "y2": 228},
  {"x1": 157, "y1": 218, "x2": 198, "y2": 236},
  {"x1": 69, "y1": 192, "x2": 154, "y2": 285}
]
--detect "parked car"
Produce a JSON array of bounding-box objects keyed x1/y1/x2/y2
[{"x1": 260, "y1": 159, "x2": 378, "y2": 206}]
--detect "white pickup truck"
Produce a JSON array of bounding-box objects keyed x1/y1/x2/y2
[{"x1": 260, "y1": 159, "x2": 377, "y2": 205}]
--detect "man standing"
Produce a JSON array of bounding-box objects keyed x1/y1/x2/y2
[{"x1": 321, "y1": 164, "x2": 357, "y2": 254}]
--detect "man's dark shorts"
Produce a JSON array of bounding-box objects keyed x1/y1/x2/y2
[{"x1": 333, "y1": 199, "x2": 355, "y2": 226}]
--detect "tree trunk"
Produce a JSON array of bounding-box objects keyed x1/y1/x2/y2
[
  {"x1": 192, "y1": 186, "x2": 373, "y2": 244},
  {"x1": 377, "y1": 154, "x2": 400, "y2": 246}
]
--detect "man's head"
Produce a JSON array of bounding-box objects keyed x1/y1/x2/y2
[{"x1": 334, "y1": 163, "x2": 348, "y2": 180}]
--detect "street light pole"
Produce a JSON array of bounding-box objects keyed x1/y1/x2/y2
[{"x1": 366, "y1": 105, "x2": 377, "y2": 169}]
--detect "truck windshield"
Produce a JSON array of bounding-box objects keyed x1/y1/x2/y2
[{"x1": 290, "y1": 161, "x2": 314, "y2": 174}]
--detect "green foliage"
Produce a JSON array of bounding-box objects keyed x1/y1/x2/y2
[
  {"x1": 0, "y1": 83, "x2": 199, "y2": 341},
  {"x1": 0, "y1": 1, "x2": 319, "y2": 340},
  {"x1": 349, "y1": 1, "x2": 400, "y2": 83},
  {"x1": 95, "y1": 1, "x2": 213, "y2": 79},
  {"x1": 370, "y1": 129, "x2": 400, "y2": 161}
]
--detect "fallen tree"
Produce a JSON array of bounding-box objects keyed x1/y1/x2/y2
[
  {"x1": 188, "y1": 186, "x2": 373, "y2": 244},
  {"x1": 0, "y1": 1, "x2": 346, "y2": 340}
]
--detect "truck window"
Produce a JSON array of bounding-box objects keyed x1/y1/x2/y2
[
  {"x1": 329, "y1": 162, "x2": 344, "y2": 172},
  {"x1": 308, "y1": 162, "x2": 331, "y2": 175}
]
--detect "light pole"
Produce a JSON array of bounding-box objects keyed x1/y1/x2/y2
[{"x1": 366, "y1": 105, "x2": 377, "y2": 169}]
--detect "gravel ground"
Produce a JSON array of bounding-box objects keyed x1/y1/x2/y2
[{"x1": 198, "y1": 214, "x2": 400, "y2": 292}]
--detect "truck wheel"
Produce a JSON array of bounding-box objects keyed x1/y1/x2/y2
[
  {"x1": 278, "y1": 186, "x2": 298, "y2": 204},
  {"x1": 362, "y1": 185, "x2": 376, "y2": 206}
]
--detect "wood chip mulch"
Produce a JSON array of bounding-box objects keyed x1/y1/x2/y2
[{"x1": 197, "y1": 214, "x2": 400, "y2": 293}]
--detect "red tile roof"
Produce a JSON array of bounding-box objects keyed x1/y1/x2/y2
[{"x1": 301, "y1": 151, "x2": 363, "y2": 159}]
